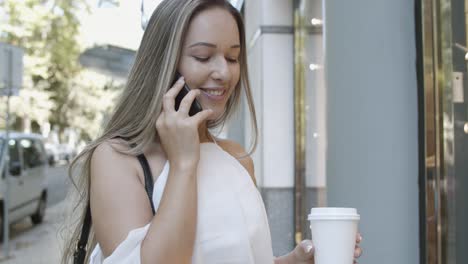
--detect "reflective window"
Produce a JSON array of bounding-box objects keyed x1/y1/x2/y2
[{"x1": 21, "y1": 139, "x2": 45, "y2": 168}]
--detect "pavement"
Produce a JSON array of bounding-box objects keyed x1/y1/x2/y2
[{"x1": 0, "y1": 199, "x2": 70, "y2": 264}]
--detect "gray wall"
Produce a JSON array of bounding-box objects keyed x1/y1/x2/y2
[{"x1": 324, "y1": 1, "x2": 420, "y2": 264}]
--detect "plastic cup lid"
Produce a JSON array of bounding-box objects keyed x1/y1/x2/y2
[{"x1": 308, "y1": 207, "x2": 360, "y2": 220}]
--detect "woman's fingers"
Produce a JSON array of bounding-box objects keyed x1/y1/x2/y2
[
  {"x1": 354, "y1": 233, "x2": 362, "y2": 258},
  {"x1": 192, "y1": 109, "x2": 214, "y2": 125},
  {"x1": 292, "y1": 240, "x2": 314, "y2": 261},
  {"x1": 163, "y1": 76, "x2": 186, "y2": 113},
  {"x1": 356, "y1": 233, "x2": 362, "y2": 243},
  {"x1": 354, "y1": 246, "x2": 362, "y2": 258},
  {"x1": 300, "y1": 240, "x2": 314, "y2": 255},
  {"x1": 178, "y1": 88, "x2": 201, "y2": 115},
  {"x1": 354, "y1": 233, "x2": 363, "y2": 261}
]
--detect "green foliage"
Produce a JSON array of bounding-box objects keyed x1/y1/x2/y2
[{"x1": 0, "y1": 0, "x2": 119, "y2": 140}]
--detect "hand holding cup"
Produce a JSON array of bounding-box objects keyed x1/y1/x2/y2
[
  {"x1": 305, "y1": 207, "x2": 362, "y2": 264},
  {"x1": 292, "y1": 232, "x2": 362, "y2": 264}
]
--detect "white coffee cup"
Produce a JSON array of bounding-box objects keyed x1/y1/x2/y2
[{"x1": 308, "y1": 207, "x2": 360, "y2": 264}]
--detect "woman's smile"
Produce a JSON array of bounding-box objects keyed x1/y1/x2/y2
[{"x1": 199, "y1": 87, "x2": 227, "y2": 101}]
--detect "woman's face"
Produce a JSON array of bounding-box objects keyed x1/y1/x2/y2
[{"x1": 178, "y1": 7, "x2": 241, "y2": 120}]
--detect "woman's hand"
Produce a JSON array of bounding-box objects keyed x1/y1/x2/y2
[
  {"x1": 288, "y1": 233, "x2": 363, "y2": 264},
  {"x1": 155, "y1": 76, "x2": 213, "y2": 169}
]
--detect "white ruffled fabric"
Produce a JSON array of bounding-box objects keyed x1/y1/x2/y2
[{"x1": 89, "y1": 142, "x2": 274, "y2": 264}]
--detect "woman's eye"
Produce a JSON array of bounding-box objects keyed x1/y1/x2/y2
[
  {"x1": 194, "y1": 56, "x2": 209, "y2": 62},
  {"x1": 227, "y1": 57, "x2": 239, "y2": 63}
]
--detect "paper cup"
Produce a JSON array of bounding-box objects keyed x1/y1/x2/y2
[{"x1": 308, "y1": 207, "x2": 360, "y2": 264}]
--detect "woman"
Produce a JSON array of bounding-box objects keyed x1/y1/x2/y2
[{"x1": 63, "y1": 0, "x2": 362, "y2": 263}]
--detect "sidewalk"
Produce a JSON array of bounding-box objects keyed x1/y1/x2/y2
[{"x1": 0, "y1": 199, "x2": 69, "y2": 264}]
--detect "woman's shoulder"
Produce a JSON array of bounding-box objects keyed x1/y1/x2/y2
[
  {"x1": 89, "y1": 139, "x2": 159, "y2": 256},
  {"x1": 215, "y1": 138, "x2": 256, "y2": 186},
  {"x1": 92, "y1": 139, "x2": 135, "y2": 165},
  {"x1": 91, "y1": 139, "x2": 166, "y2": 186},
  {"x1": 91, "y1": 139, "x2": 141, "y2": 182}
]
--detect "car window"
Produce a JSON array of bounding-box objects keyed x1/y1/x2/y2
[
  {"x1": 34, "y1": 139, "x2": 46, "y2": 165},
  {"x1": 8, "y1": 139, "x2": 20, "y2": 166},
  {"x1": 4, "y1": 139, "x2": 22, "y2": 176},
  {"x1": 21, "y1": 138, "x2": 45, "y2": 168}
]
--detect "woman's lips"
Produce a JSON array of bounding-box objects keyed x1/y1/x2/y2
[{"x1": 199, "y1": 88, "x2": 226, "y2": 101}]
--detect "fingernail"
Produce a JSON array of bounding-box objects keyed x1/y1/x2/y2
[
  {"x1": 359, "y1": 234, "x2": 363, "y2": 242},
  {"x1": 301, "y1": 241, "x2": 314, "y2": 253}
]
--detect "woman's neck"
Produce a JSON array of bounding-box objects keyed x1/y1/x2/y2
[{"x1": 198, "y1": 123, "x2": 213, "y2": 143}]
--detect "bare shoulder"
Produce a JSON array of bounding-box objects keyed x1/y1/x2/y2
[
  {"x1": 92, "y1": 139, "x2": 131, "y2": 161},
  {"x1": 216, "y1": 139, "x2": 257, "y2": 186},
  {"x1": 91, "y1": 139, "x2": 141, "y2": 183},
  {"x1": 90, "y1": 139, "x2": 159, "y2": 256}
]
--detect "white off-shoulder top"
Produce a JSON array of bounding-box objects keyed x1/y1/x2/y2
[{"x1": 89, "y1": 142, "x2": 274, "y2": 264}]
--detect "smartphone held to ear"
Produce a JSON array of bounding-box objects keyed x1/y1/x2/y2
[{"x1": 173, "y1": 72, "x2": 203, "y2": 116}]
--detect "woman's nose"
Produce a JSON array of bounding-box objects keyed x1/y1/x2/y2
[{"x1": 211, "y1": 57, "x2": 232, "y2": 82}]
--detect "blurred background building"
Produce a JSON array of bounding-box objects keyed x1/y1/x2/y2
[
  {"x1": 238, "y1": 1, "x2": 467, "y2": 264},
  {"x1": 0, "y1": 0, "x2": 467, "y2": 263}
]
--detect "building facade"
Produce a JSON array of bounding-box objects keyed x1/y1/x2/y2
[{"x1": 229, "y1": 0, "x2": 468, "y2": 263}]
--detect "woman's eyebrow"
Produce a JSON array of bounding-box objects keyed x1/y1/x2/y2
[{"x1": 188, "y1": 42, "x2": 241, "y2": 49}]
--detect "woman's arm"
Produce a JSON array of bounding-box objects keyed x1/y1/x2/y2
[
  {"x1": 90, "y1": 141, "x2": 198, "y2": 264},
  {"x1": 140, "y1": 160, "x2": 198, "y2": 263},
  {"x1": 91, "y1": 77, "x2": 212, "y2": 264}
]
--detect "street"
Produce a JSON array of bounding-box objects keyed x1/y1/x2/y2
[{"x1": 0, "y1": 164, "x2": 72, "y2": 263}]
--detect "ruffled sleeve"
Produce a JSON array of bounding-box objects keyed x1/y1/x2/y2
[{"x1": 89, "y1": 223, "x2": 150, "y2": 264}]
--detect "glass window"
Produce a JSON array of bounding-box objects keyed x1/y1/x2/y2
[
  {"x1": 8, "y1": 139, "x2": 20, "y2": 165},
  {"x1": 294, "y1": 0, "x2": 327, "y2": 241},
  {"x1": 6, "y1": 139, "x2": 21, "y2": 176},
  {"x1": 21, "y1": 138, "x2": 44, "y2": 168}
]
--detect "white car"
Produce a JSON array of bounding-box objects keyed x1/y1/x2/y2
[{"x1": 0, "y1": 132, "x2": 48, "y2": 236}]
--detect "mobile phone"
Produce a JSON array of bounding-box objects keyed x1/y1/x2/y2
[{"x1": 173, "y1": 72, "x2": 203, "y2": 116}]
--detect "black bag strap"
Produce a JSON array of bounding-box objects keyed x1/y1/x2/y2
[
  {"x1": 73, "y1": 153, "x2": 155, "y2": 264},
  {"x1": 137, "y1": 154, "x2": 156, "y2": 214},
  {"x1": 73, "y1": 204, "x2": 91, "y2": 264}
]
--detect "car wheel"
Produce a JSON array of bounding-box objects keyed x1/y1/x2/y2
[{"x1": 31, "y1": 195, "x2": 47, "y2": 225}]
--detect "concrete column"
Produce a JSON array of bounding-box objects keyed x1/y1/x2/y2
[
  {"x1": 324, "y1": 0, "x2": 419, "y2": 263},
  {"x1": 244, "y1": 0, "x2": 295, "y2": 256}
]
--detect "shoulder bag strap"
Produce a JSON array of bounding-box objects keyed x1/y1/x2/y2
[
  {"x1": 137, "y1": 154, "x2": 156, "y2": 214},
  {"x1": 73, "y1": 153, "x2": 156, "y2": 264}
]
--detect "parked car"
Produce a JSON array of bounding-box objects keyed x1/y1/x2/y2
[{"x1": 0, "y1": 132, "x2": 48, "y2": 236}]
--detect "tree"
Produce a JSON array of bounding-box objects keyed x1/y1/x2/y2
[
  {"x1": 0, "y1": 0, "x2": 119, "y2": 140},
  {"x1": 62, "y1": 69, "x2": 120, "y2": 141}
]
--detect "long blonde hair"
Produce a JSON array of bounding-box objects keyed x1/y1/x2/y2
[{"x1": 61, "y1": 0, "x2": 258, "y2": 263}]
